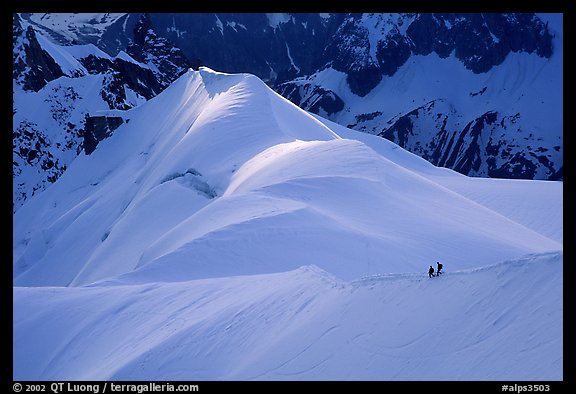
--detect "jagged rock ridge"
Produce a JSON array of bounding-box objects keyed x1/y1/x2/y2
[{"x1": 12, "y1": 13, "x2": 199, "y2": 211}]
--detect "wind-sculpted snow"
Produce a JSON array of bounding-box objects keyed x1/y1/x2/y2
[
  {"x1": 14, "y1": 252, "x2": 562, "y2": 380},
  {"x1": 13, "y1": 68, "x2": 562, "y2": 380},
  {"x1": 14, "y1": 67, "x2": 561, "y2": 287}
]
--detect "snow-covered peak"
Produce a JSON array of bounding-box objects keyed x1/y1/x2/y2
[
  {"x1": 13, "y1": 69, "x2": 561, "y2": 288},
  {"x1": 13, "y1": 15, "x2": 563, "y2": 382}
]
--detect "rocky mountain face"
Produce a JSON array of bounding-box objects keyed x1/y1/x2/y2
[
  {"x1": 126, "y1": 13, "x2": 202, "y2": 89},
  {"x1": 274, "y1": 13, "x2": 561, "y2": 181},
  {"x1": 91, "y1": 13, "x2": 344, "y2": 83},
  {"x1": 13, "y1": 13, "x2": 198, "y2": 211},
  {"x1": 13, "y1": 13, "x2": 562, "y2": 211},
  {"x1": 319, "y1": 13, "x2": 553, "y2": 96},
  {"x1": 374, "y1": 101, "x2": 562, "y2": 180},
  {"x1": 101, "y1": 13, "x2": 565, "y2": 181},
  {"x1": 13, "y1": 14, "x2": 66, "y2": 92}
]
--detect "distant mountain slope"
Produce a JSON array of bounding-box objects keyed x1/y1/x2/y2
[
  {"x1": 13, "y1": 13, "x2": 197, "y2": 211},
  {"x1": 276, "y1": 13, "x2": 562, "y2": 180},
  {"x1": 22, "y1": 12, "x2": 562, "y2": 181},
  {"x1": 20, "y1": 13, "x2": 126, "y2": 47},
  {"x1": 285, "y1": 44, "x2": 562, "y2": 180}
]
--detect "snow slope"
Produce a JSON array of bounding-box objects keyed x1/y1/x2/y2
[
  {"x1": 23, "y1": 13, "x2": 126, "y2": 46},
  {"x1": 309, "y1": 49, "x2": 562, "y2": 136},
  {"x1": 285, "y1": 40, "x2": 562, "y2": 180},
  {"x1": 34, "y1": 31, "x2": 147, "y2": 76},
  {"x1": 316, "y1": 115, "x2": 563, "y2": 245},
  {"x1": 13, "y1": 73, "x2": 112, "y2": 209},
  {"x1": 13, "y1": 68, "x2": 562, "y2": 380},
  {"x1": 12, "y1": 22, "x2": 166, "y2": 211},
  {"x1": 14, "y1": 252, "x2": 562, "y2": 380},
  {"x1": 13, "y1": 67, "x2": 561, "y2": 287},
  {"x1": 23, "y1": 13, "x2": 562, "y2": 180}
]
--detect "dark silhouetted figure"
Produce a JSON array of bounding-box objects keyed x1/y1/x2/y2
[
  {"x1": 437, "y1": 261, "x2": 443, "y2": 275},
  {"x1": 428, "y1": 265, "x2": 435, "y2": 278}
]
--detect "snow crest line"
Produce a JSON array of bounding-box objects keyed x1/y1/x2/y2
[{"x1": 353, "y1": 250, "x2": 562, "y2": 286}]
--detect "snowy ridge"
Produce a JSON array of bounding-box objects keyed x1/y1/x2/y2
[
  {"x1": 13, "y1": 14, "x2": 194, "y2": 210},
  {"x1": 22, "y1": 13, "x2": 561, "y2": 179},
  {"x1": 14, "y1": 67, "x2": 561, "y2": 288},
  {"x1": 14, "y1": 251, "x2": 562, "y2": 380},
  {"x1": 314, "y1": 112, "x2": 563, "y2": 245},
  {"x1": 354, "y1": 250, "x2": 561, "y2": 284},
  {"x1": 13, "y1": 67, "x2": 562, "y2": 380},
  {"x1": 278, "y1": 14, "x2": 562, "y2": 180},
  {"x1": 293, "y1": 48, "x2": 562, "y2": 149},
  {"x1": 34, "y1": 32, "x2": 88, "y2": 77},
  {"x1": 35, "y1": 32, "x2": 151, "y2": 75}
]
